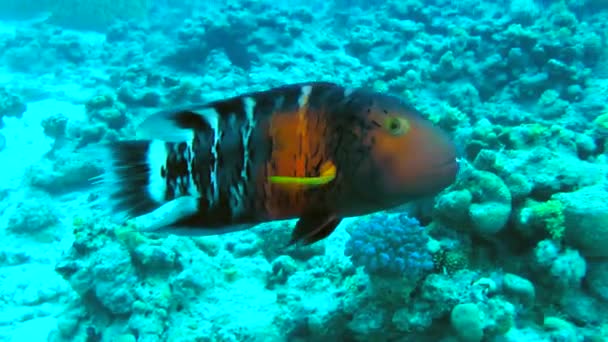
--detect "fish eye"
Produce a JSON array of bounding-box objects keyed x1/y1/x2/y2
[{"x1": 385, "y1": 117, "x2": 409, "y2": 136}]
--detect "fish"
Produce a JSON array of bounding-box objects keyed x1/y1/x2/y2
[{"x1": 93, "y1": 82, "x2": 458, "y2": 246}]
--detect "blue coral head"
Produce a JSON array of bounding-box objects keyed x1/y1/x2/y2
[{"x1": 344, "y1": 213, "x2": 434, "y2": 278}]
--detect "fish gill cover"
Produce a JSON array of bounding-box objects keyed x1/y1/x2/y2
[{"x1": 0, "y1": 0, "x2": 607, "y2": 341}]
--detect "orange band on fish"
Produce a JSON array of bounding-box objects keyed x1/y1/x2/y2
[{"x1": 269, "y1": 161, "x2": 337, "y2": 186}]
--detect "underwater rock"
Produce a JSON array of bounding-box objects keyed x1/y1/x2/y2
[
  {"x1": 225, "y1": 231, "x2": 262, "y2": 258},
  {"x1": 481, "y1": 297, "x2": 516, "y2": 337},
  {"x1": 41, "y1": 113, "x2": 68, "y2": 140},
  {"x1": 560, "y1": 289, "x2": 605, "y2": 325},
  {"x1": 563, "y1": 253, "x2": 587, "y2": 286},
  {"x1": 133, "y1": 244, "x2": 178, "y2": 271},
  {"x1": 85, "y1": 93, "x2": 128, "y2": 130},
  {"x1": 468, "y1": 201, "x2": 511, "y2": 235},
  {"x1": 508, "y1": 0, "x2": 541, "y2": 25},
  {"x1": 347, "y1": 305, "x2": 385, "y2": 338},
  {"x1": 433, "y1": 189, "x2": 473, "y2": 224},
  {"x1": 534, "y1": 240, "x2": 587, "y2": 289},
  {"x1": 555, "y1": 184, "x2": 608, "y2": 257},
  {"x1": 0, "y1": 87, "x2": 27, "y2": 125},
  {"x1": 0, "y1": 132, "x2": 5, "y2": 152},
  {"x1": 586, "y1": 261, "x2": 608, "y2": 302},
  {"x1": 191, "y1": 236, "x2": 222, "y2": 256},
  {"x1": 55, "y1": 306, "x2": 85, "y2": 338},
  {"x1": 435, "y1": 164, "x2": 512, "y2": 235},
  {"x1": 90, "y1": 244, "x2": 139, "y2": 315},
  {"x1": 533, "y1": 239, "x2": 560, "y2": 268},
  {"x1": 537, "y1": 89, "x2": 569, "y2": 119},
  {"x1": 517, "y1": 72, "x2": 550, "y2": 99},
  {"x1": 543, "y1": 316, "x2": 579, "y2": 342},
  {"x1": 419, "y1": 270, "x2": 481, "y2": 323},
  {"x1": 116, "y1": 82, "x2": 162, "y2": 108},
  {"x1": 27, "y1": 153, "x2": 103, "y2": 194},
  {"x1": 6, "y1": 194, "x2": 60, "y2": 235},
  {"x1": 0, "y1": 249, "x2": 30, "y2": 266},
  {"x1": 267, "y1": 255, "x2": 298, "y2": 288},
  {"x1": 502, "y1": 273, "x2": 535, "y2": 304},
  {"x1": 504, "y1": 173, "x2": 533, "y2": 202},
  {"x1": 451, "y1": 303, "x2": 484, "y2": 342}
]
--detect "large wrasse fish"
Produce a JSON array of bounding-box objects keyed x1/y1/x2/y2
[{"x1": 93, "y1": 82, "x2": 458, "y2": 246}]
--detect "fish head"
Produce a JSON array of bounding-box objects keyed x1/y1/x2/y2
[{"x1": 341, "y1": 90, "x2": 458, "y2": 209}]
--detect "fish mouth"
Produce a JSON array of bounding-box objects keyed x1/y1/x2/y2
[
  {"x1": 422, "y1": 156, "x2": 459, "y2": 188},
  {"x1": 348, "y1": 156, "x2": 460, "y2": 211},
  {"x1": 432, "y1": 155, "x2": 459, "y2": 174},
  {"x1": 435, "y1": 157, "x2": 458, "y2": 168}
]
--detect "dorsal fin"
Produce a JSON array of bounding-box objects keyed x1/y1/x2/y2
[
  {"x1": 136, "y1": 82, "x2": 346, "y2": 143},
  {"x1": 137, "y1": 105, "x2": 219, "y2": 142}
]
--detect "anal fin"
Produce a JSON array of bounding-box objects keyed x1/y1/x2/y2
[{"x1": 289, "y1": 212, "x2": 342, "y2": 246}]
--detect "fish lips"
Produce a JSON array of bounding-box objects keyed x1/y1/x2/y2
[
  {"x1": 406, "y1": 155, "x2": 459, "y2": 196},
  {"x1": 430, "y1": 155, "x2": 459, "y2": 185}
]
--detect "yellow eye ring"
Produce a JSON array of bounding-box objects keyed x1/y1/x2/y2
[{"x1": 385, "y1": 117, "x2": 410, "y2": 136}]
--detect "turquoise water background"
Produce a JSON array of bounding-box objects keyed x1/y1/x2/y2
[{"x1": 0, "y1": 1, "x2": 607, "y2": 341}]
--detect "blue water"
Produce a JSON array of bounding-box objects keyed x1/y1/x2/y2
[{"x1": 0, "y1": 0, "x2": 607, "y2": 341}]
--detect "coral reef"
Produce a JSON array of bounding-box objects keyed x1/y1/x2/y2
[
  {"x1": 555, "y1": 184, "x2": 608, "y2": 257},
  {"x1": 434, "y1": 162, "x2": 512, "y2": 236},
  {"x1": 0, "y1": 0, "x2": 607, "y2": 340},
  {"x1": 5, "y1": 192, "x2": 60, "y2": 236},
  {"x1": 0, "y1": 87, "x2": 27, "y2": 126}
]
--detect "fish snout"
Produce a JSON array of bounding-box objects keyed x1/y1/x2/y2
[{"x1": 389, "y1": 119, "x2": 458, "y2": 196}]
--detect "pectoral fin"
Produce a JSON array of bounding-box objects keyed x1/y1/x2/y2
[{"x1": 289, "y1": 211, "x2": 342, "y2": 246}]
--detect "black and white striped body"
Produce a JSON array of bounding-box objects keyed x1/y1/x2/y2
[
  {"x1": 105, "y1": 82, "x2": 351, "y2": 232},
  {"x1": 139, "y1": 96, "x2": 265, "y2": 228}
]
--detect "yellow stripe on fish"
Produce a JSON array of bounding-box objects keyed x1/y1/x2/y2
[{"x1": 269, "y1": 160, "x2": 337, "y2": 187}]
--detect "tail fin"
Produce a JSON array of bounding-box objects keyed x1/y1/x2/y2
[{"x1": 91, "y1": 140, "x2": 166, "y2": 220}]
